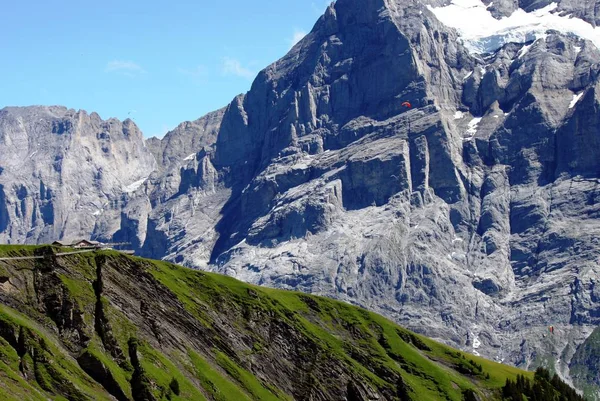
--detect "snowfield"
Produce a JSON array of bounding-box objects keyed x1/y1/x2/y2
[{"x1": 428, "y1": 0, "x2": 599, "y2": 54}]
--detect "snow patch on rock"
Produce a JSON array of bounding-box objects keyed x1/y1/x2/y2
[
  {"x1": 123, "y1": 177, "x2": 148, "y2": 193},
  {"x1": 517, "y1": 42, "x2": 534, "y2": 58},
  {"x1": 428, "y1": 1, "x2": 600, "y2": 54},
  {"x1": 465, "y1": 117, "x2": 483, "y2": 140},
  {"x1": 569, "y1": 92, "x2": 584, "y2": 108}
]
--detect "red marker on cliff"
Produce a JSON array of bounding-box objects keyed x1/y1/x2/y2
[{"x1": 402, "y1": 101, "x2": 412, "y2": 133}]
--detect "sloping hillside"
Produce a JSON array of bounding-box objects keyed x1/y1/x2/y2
[{"x1": 0, "y1": 245, "x2": 546, "y2": 400}]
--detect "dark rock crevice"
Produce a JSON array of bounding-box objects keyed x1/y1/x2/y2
[
  {"x1": 92, "y1": 255, "x2": 126, "y2": 365},
  {"x1": 128, "y1": 337, "x2": 157, "y2": 401},
  {"x1": 74, "y1": 255, "x2": 133, "y2": 400},
  {"x1": 77, "y1": 350, "x2": 130, "y2": 401}
]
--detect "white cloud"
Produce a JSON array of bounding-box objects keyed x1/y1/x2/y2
[
  {"x1": 290, "y1": 29, "x2": 308, "y2": 48},
  {"x1": 177, "y1": 65, "x2": 208, "y2": 84},
  {"x1": 105, "y1": 60, "x2": 146, "y2": 76},
  {"x1": 222, "y1": 57, "x2": 255, "y2": 80}
]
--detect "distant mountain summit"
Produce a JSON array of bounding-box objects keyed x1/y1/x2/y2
[{"x1": 2, "y1": 0, "x2": 600, "y2": 397}]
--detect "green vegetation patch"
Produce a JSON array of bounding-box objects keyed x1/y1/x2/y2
[
  {"x1": 137, "y1": 259, "x2": 215, "y2": 328},
  {"x1": 0, "y1": 335, "x2": 20, "y2": 369},
  {"x1": 0, "y1": 245, "x2": 43, "y2": 257},
  {"x1": 83, "y1": 340, "x2": 133, "y2": 399},
  {"x1": 137, "y1": 340, "x2": 207, "y2": 400},
  {"x1": 145, "y1": 257, "x2": 301, "y2": 330},
  {"x1": 0, "y1": 359, "x2": 49, "y2": 401},
  {"x1": 58, "y1": 275, "x2": 96, "y2": 307},
  {"x1": 106, "y1": 304, "x2": 139, "y2": 359},
  {"x1": 0, "y1": 263, "x2": 8, "y2": 278},
  {"x1": 214, "y1": 350, "x2": 282, "y2": 401},
  {"x1": 0, "y1": 304, "x2": 112, "y2": 400},
  {"x1": 60, "y1": 252, "x2": 99, "y2": 281},
  {"x1": 373, "y1": 316, "x2": 472, "y2": 400},
  {"x1": 188, "y1": 350, "x2": 251, "y2": 401}
]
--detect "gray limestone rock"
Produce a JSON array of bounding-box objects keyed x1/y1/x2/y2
[{"x1": 0, "y1": 106, "x2": 156, "y2": 245}]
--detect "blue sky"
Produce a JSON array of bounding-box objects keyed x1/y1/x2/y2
[{"x1": 0, "y1": 1, "x2": 330, "y2": 138}]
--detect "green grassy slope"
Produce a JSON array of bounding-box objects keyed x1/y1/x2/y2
[{"x1": 0, "y1": 245, "x2": 579, "y2": 400}]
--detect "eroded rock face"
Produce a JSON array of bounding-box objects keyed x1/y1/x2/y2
[
  {"x1": 2, "y1": 0, "x2": 600, "y2": 394},
  {"x1": 0, "y1": 106, "x2": 156, "y2": 245}
]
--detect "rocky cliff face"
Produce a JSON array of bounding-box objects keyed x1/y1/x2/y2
[
  {"x1": 1, "y1": 0, "x2": 600, "y2": 397},
  {"x1": 0, "y1": 106, "x2": 156, "y2": 246}
]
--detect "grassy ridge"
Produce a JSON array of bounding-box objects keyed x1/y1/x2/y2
[
  {"x1": 141, "y1": 254, "x2": 527, "y2": 400},
  {"x1": 0, "y1": 246, "x2": 574, "y2": 400}
]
